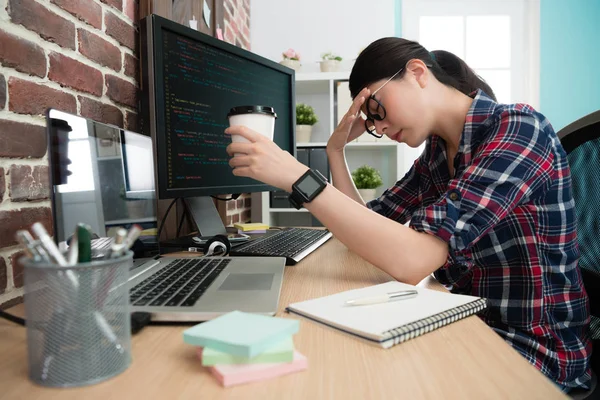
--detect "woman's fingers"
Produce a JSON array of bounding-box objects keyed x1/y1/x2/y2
[
  {"x1": 226, "y1": 142, "x2": 254, "y2": 156},
  {"x1": 225, "y1": 125, "x2": 263, "y2": 142}
]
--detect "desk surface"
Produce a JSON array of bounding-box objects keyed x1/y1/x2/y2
[{"x1": 0, "y1": 239, "x2": 566, "y2": 399}]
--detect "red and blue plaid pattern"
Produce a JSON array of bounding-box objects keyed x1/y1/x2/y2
[{"x1": 367, "y1": 90, "x2": 591, "y2": 389}]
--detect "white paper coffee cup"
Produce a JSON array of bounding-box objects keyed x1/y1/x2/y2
[{"x1": 227, "y1": 106, "x2": 277, "y2": 156}]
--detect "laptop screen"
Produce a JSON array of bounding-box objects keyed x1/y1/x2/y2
[{"x1": 46, "y1": 109, "x2": 158, "y2": 257}]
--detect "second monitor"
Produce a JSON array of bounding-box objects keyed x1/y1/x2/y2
[{"x1": 141, "y1": 15, "x2": 296, "y2": 238}]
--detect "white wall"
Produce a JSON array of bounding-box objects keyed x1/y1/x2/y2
[{"x1": 251, "y1": 0, "x2": 396, "y2": 73}]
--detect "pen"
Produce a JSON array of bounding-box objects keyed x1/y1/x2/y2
[
  {"x1": 345, "y1": 289, "x2": 418, "y2": 306},
  {"x1": 31, "y1": 222, "x2": 68, "y2": 266}
]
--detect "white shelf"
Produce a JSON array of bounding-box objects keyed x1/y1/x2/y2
[
  {"x1": 297, "y1": 141, "x2": 398, "y2": 148},
  {"x1": 297, "y1": 142, "x2": 327, "y2": 147},
  {"x1": 269, "y1": 208, "x2": 310, "y2": 213},
  {"x1": 296, "y1": 71, "x2": 350, "y2": 81}
]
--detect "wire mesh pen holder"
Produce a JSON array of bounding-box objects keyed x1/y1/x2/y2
[{"x1": 23, "y1": 252, "x2": 133, "y2": 388}]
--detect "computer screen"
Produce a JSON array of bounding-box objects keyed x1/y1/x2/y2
[
  {"x1": 141, "y1": 15, "x2": 295, "y2": 200},
  {"x1": 46, "y1": 109, "x2": 158, "y2": 256}
]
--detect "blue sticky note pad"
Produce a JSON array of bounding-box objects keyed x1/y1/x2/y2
[{"x1": 183, "y1": 311, "x2": 300, "y2": 358}]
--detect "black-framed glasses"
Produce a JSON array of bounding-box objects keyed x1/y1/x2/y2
[
  {"x1": 363, "y1": 63, "x2": 431, "y2": 138},
  {"x1": 363, "y1": 67, "x2": 405, "y2": 138}
]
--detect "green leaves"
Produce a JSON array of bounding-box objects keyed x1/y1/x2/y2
[
  {"x1": 351, "y1": 165, "x2": 383, "y2": 189},
  {"x1": 296, "y1": 103, "x2": 318, "y2": 126}
]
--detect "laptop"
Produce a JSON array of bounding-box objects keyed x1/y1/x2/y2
[{"x1": 46, "y1": 109, "x2": 286, "y2": 321}]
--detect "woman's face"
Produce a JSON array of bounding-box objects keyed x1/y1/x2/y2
[{"x1": 361, "y1": 61, "x2": 432, "y2": 148}]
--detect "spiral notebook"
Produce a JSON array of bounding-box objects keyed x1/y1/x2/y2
[{"x1": 286, "y1": 281, "x2": 487, "y2": 348}]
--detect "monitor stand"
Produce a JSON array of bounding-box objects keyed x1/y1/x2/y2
[{"x1": 184, "y1": 197, "x2": 227, "y2": 239}]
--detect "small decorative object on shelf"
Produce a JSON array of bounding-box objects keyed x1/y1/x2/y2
[
  {"x1": 296, "y1": 103, "x2": 318, "y2": 143},
  {"x1": 351, "y1": 165, "x2": 383, "y2": 202},
  {"x1": 280, "y1": 48, "x2": 301, "y2": 71},
  {"x1": 320, "y1": 52, "x2": 342, "y2": 72}
]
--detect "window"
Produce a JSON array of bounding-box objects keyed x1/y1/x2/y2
[{"x1": 401, "y1": 0, "x2": 539, "y2": 170}]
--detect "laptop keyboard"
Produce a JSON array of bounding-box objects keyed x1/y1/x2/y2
[{"x1": 130, "y1": 258, "x2": 230, "y2": 307}]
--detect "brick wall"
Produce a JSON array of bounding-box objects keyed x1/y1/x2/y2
[
  {"x1": 0, "y1": 0, "x2": 252, "y2": 307},
  {"x1": 0, "y1": 0, "x2": 139, "y2": 308},
  {"x1": 221, "y1": 0, "x2": 252, "y2": 226}
]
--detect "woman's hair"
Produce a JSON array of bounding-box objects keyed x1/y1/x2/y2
[{"x1": 349, "y1": 37, "x2": 496, "y2": 101}]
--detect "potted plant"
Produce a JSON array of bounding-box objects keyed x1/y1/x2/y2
[
  {"x1": 280, "y1": 48, "x2": 301, "y2": 71},
  {"x1": 320, "y1": 52, "x2": 342, "y2": 72},
  {"x1": 296, "y1": 103, "x2": 318, "y2": 143},
  {"x1": 351, "y1": 165, "x2": 383, "y2": 202}
]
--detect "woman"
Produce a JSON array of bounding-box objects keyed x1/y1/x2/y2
[{"x1": 225, "y1": 37, "x2": 591, "y2": 391}]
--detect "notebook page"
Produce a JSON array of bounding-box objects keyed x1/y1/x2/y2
[{"x1": 287, "y1": 281, "x2": 481, "y2": 340}]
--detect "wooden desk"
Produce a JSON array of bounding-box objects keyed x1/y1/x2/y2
[{"x1": 0, "y1": 239, "x2": 566, "y2": 399}]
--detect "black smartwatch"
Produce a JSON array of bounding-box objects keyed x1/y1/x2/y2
[{"x1": 288, "y1": 169, "x2": 328, "y2": 209}]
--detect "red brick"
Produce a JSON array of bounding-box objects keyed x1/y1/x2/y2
[
  {"x1": 227, "y1": 200, "x2": 236, "y2": 210},
  {"x1": 79, "y1": 96, "x2": 124, "y2": 127},
  {"x1": 244, "y1": 197, "x2": 251, "y2": 208},
  {"x1": 49, "y1": 52, "x2": 103, "y2": 96},
  {"x1": 78, "y1": 29, "x2": 121, "y2": 72},
  {"x1": 9, "y1": 165, "x2": 50, "y2": 202},
  {"x1": 0, "y1": 257, "x2": 6, "y2": 294},
  {"x1": 0, "y1": 119, "x2": 47, "y2": 158},
  {"x1": 101, "y1": 0, "x2": 122, "y2": 10},
  {"x1": 8, "y1": 0, "x2": 76, "y2": 50},
  {"x1": 236, "y1": 198, "x2": 243, "y2": 208},
  {"x1": 226, "y1": 215, "x2": 232, "y2": 226},
  {"x1": 51, "y1": 0, "x2": 102, "y2": 30},
  {"x1": 105, "y1": 10, "x2": 137, "y2": 51},
  {"x1": 232, "y1": 213, "x2": 239, "y2": 224},
  {"x1": 9, "y1": 250, "x2": 25, "y2": 288},
  {"x1": 125, "y1": 111, "x2": 138, "y2": 132},
  {"x1": 0, "y1": 29, "x2": 46, "y2": 78},
  {"x1": 124, "y1": 0, "x2": 138, "y2": 23},
  {"x1": 0, "y1": 168, "x2": 5, "y2": 203},
  {"x1": 8, "y1": 77, "x2": 77, "y2": 116},
  {"x1": 0, "y1": 207, "x2": 52, "y2": 249},
  {"x1": 224, "y1": 0, "x2": 234, "y2": 19},
  {"x1": 0, "y1": 74, "x2": 5, "y2": 110},
  {"x1": 105, "y1": 74, "x2": 137, "y2": 108},
  {"x1": 0, "y1": 295, "x2": 24, "y2": 310},
  {"x1": 124, "y1": 53, "x2": 139, "y2": 83},
  {"x1": 241, "y1": 209, "x2": 251, "y2": 222}
]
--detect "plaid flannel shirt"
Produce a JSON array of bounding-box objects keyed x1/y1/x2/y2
[{"x1": 367, "y1": 90, "x2": 591, "y2": 388}]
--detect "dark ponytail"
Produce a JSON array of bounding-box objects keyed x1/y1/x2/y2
[{"x1": 349, "y1": 37, "x2": 496, "y2": 101}]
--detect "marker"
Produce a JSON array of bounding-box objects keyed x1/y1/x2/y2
[{"x1": 76, "y1": 223, "x2": 92, "y2": 263}]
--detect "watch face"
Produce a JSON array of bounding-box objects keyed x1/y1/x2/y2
[{"x1": 297, "y1": 175, "x2": 321, "y2": 197}]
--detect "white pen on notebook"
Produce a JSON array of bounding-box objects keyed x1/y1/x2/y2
[{"x1": 345, "y1": 289, "x2": 418, "y2": 306}]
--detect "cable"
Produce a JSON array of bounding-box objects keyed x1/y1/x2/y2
[
  {"x1": 211, "y1": 193, "x2": 241, "y2": 201},
  {"x1": 176, "y1": 204, "x2": 186, "y2": 237},
  {"x1": 156, "y1": 198, "x2": 178, "y2": 239},
  {"x1": 0, "y1": 310, "x2": 26, "y2": 326}
]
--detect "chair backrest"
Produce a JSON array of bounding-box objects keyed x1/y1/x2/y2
[{"x1": 558, "y1": 110, "x2": 600, "y2": 343}]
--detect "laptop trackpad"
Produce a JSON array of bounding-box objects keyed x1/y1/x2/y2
[{"x1": 218, "y1": 273, "x2": 274, "y2": 291}]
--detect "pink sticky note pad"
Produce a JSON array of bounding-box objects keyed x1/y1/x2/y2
[{"x1": 207, "y1": 350, "x2": 307, "y2": 387}]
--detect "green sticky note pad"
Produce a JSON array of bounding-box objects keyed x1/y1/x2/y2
[
  {"x1": 183, "y1": 311, "x2": 300, "y2": 358},
  {"x1": 201, "y1": 337, "x2": 295, "y2": 366}
]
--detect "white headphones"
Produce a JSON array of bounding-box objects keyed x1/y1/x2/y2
[{"x1": 203, "y1": 234, "x2": 231, "y2": 256}]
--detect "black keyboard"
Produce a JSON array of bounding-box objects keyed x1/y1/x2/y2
[
  {"x1": 230, "y1": 228, "x2": 332, "y2": 265},
  {"x1": 130, "y1": 258, "x2": 230, "y2": 307}
]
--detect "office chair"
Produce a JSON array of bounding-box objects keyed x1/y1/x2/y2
[{"x1": 559, "y1": 110, "x2": 600, "y2": 400}]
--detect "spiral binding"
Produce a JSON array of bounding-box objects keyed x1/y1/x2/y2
[{"x1": 381, "y1": 298, "x2": 488, "y2": 347}]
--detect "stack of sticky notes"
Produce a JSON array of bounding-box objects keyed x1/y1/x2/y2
[
  {"x1": 183, "y1": 311, "x2": 307, "y2": 387},
  {"x1": 233, "y1": 222, "x2": 269, "y2": 234}
]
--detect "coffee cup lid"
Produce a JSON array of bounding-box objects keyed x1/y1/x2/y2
[{"x1": 227, "y1": 106, "x2": 277, "y2": 119}]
